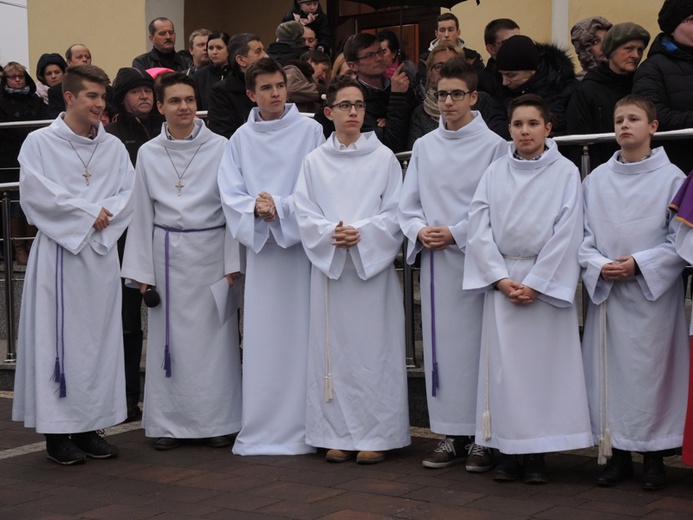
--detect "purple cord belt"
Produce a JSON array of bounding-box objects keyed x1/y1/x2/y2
[
  {"x1": 154, "y1": 223, "x2": 225, "y2": 378},
  {"x1": 53, "y1": 245, "x2": 66, "y2": 397},
  {"x1": 430, "y1": 250, "x2": 438, "y2": 397}
]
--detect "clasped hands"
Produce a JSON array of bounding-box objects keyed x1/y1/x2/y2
[
  {"x1": 600, "y1": 256, "x2": 635, "y2": 282},
  {"x1": 332, "y1": 220, "x2": 360, "y2": 248},
  {"x1": 254, "y1": 192, "x2": 276, "y2": 222},
  {"x1": 496, "y1": 278, "x2": 539, "y2": 305}
]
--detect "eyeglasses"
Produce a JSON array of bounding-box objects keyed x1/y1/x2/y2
[
  {"x1": 330, "y1": 101, "x2": 367, "y2": 111},
  {"x1": 435, "y1": 89, "x2": 472, "y2": 101},
  {"x1": 6, "y1": 74, "x2": 26, "y2": 80},
  {"x1": 355, "y1": 48, "x2": 386, "y2": 61}
]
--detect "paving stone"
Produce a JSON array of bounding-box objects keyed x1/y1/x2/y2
[{"x1": 336, "y1": 476, "x2": 423, "y2": 497}]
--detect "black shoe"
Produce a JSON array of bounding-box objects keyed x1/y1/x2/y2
[
  {"x1": 45, "y1": 434, "x2": 87, "y2": 465},
  {"x1": 205, "y1": 435, "x2": 231, "y2": 449},
  {"x1": 493, "y1": 453, "x2": 521, "y2": 482},
  {"x1": 641, "y1": 454, "x2": 667, "y2": 491},
  {"x1": 596, "y1": 448, "x2": 634, "y2": 487},
  {"x1": 124, "y1": 404, "x2": 142, "y2": 423},
  {"x1": 154, "y1": 437, "x2": 182, "y2": 451},
  {"x1": 523, "y1": 453, "x2": 548, "y2": 484},
  {"x1": 71, "y1": 431, "x2": 119, "y2": 459}
]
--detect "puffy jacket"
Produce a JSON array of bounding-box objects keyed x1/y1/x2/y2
[
  {"x1": 633, "y1": 33, "x2": 693, "y2": 172},
  {"x1": 207, "y1": 66, "x2": 255, "y2": 138}
]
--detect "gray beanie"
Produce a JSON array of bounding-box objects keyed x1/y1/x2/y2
[
  {"x1": 276, "y1": 21, "x2": 304, "y2": 43},
  {"x1": 602, "y1": 23, "x2": 651, "y2": 58}
]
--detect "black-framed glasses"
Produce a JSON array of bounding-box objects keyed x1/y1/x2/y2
[
  {"x1": 435, "y1": 89, "x2": 472, "y2": 101},
  {"x1": 355, "y1": 48, "x2": 386, "y2": 61},
  {"x1": 330, "y1": 101, "x2": 367, "y2": 111}
]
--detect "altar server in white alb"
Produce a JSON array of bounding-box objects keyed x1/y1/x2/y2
[
  {"x1": 294, "y1": 75, "x2": 409, "y2": 465},
  {"x1": 464, "y1": 94, "x2": 592, "y2": 485},
  {"x1": 398, "y1": 57, "x2": 507, "y2": 472},
  {"x1": 121, "y1": 72, "x2": 242, "y2": 451},
  {"x1": 12, "y1": 65, "x2": 135, "y2": 465},
  {"x1": 582, "y1": 94, "x2": 688, "y2": 491},
  {"x1": 218, "y1": 58, "x2": 324, "y2": 455}
]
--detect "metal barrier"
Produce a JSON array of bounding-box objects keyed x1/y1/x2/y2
[{"x1": 2, "y1": 118, "x2": 692, "y2": 367}]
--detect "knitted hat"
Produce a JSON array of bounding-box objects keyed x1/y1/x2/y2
[
  {"x1": 276, "y1": 21, "x2": 304, "y2": 43},
  {"x1": 112, "y1": 67, "x2": 154, "y2": 106},
  {"x1": 658, "y1": 0, "x2": 693, "y2": 35},
  {"x1": 36, "y1": 53, "x2": 67, "y2": 83},
  {"x1": 602, "y1": 23, "x2": 651, "y2": 58},
  {"x1": 495, "y1": 35, "x2": 540, "y2": 71}
]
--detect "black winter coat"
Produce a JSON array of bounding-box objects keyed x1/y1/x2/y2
[
  {"x1": 566, "y1": 62, "x2": 634, "y2": 169},
  {"x1": 487, "y1": 43, "x2": 577, "y2": 139},
  {"x1": 207, "y1": 67, "x2": 255, "y2": 139},
  {"x1": 282, "y1": 2, "x2": 331, "y2": 54},
  {"x1": 193, "y1": 63, "x2": 231, "y2": 111},
  {"x1": 633, "y1": 33, "x2": 693, "y2": 173},
  {"x1": 132, "y1": 48, "x2": 189, "y2": 73},
  {"x1": 105, "y1": 111, "x2": 164, "y2": 166}
]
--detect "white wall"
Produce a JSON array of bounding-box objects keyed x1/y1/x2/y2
[{"x1": 0, "y1": 0, "x2": 29, "y2": 69}]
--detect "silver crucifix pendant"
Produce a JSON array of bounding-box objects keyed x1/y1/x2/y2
[
  {"x1": 83, "y1": 170, "x2": 91, "y2": 186},
  {"x1": 175, "y1": 180, "x2": 184, "y2": 196}
]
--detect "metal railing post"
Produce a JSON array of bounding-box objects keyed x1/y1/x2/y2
[{"x1": 2, "y1": 191, "x2": 16, "y2": 363}]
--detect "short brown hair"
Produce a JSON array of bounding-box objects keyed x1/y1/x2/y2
[
  {"x1": 439, "y1": 56, "x2": 478, "y2": 92},
  {"x1": 437, "y1": 12, "x2": 459, "y2": 30},
  {"x1": 326, "y1": 75, "x2": 364, "y2": 106},
  {"x1": 62, "y1": 64, "x2": 109, "y2": 96},
  {"x1": 245, "y1": 58, "x2": 287, "y2": 91},
  {"x1": 148, "y1": 17, "x2": 173, "y2": 36},
  {"x1": 188, "y1": 28, "x2": 212, "y2": 49},
  {"x1": 508, "y1": 93, "x2": 551, "y2": 125},
  {"x1": 614, "y1": 94, "x2": 657, "y2": 123},
  {"x1": 154, "y1": 71, "x2": 195, "y2": 103}
]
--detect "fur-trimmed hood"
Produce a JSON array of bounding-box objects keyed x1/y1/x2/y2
[{"x1": 532, "y1": 42, "x2": 577, "y2": 93}]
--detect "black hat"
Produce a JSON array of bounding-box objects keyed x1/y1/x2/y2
[
  {"x1": 36, "y1": 53, "x2": 67, "y2": 83},
  {"x1": 112, "y1": 67, "x2": 154, "y2": 106},
  {"x1": 658, "y1": 0, "x2": 693, "y2": 35},
  {"x1": 495, "y1": 35, "x2": 540, "y2": 71},
  {"x1": 602, "y1": 23, "x2": 651, "y2": 58}
]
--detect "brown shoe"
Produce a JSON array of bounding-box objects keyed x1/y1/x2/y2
[
  {"x1": 356, "y1": 451, "x2": 385, "y2": 464},
  {"x1": 325, "y1": 449, "x2": 352, "y2": 462}
]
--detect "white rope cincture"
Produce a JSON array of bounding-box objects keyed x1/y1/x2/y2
[
  {"x1": 481, "y1": 296, "x2": 491, "y2": 441},
  {"x1": 324, "y1": 273, "x2": 333, "y2": 402},
  {"x1": 597, "y1": 301, "x2": 611, "y2": 465}
]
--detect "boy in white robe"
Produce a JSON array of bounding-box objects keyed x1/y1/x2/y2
[
  {"x1": 398, "y1": 57, "x2": 506, "y2": 471},
  {"x1": 464, "y1": 94, "x2": 592, "y2": 484},
  {"x1": 121, "y1": 72, "x2": 243, "y2": 450},
  {"x1": 218, "y1": 58, "x2": 325, "y2": 455},
  {"x1": 294, "y1": 75, "x2": 410, "y2": 465},
  {"x1": 12, "y1": 65, "x2": 135, "y2": 465},
  {"x1": 581, "y1": 94, "x2": 688, "y2": 491}
]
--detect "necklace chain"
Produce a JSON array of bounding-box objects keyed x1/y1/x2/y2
[
  {"x1": 68, "y1": 141, "x2": 99, "y2": 186},
  {"x1": 165, "y1": 144, "x2": 203, "y2": 196}
]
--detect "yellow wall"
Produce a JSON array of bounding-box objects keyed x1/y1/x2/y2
[
  {"x1": 28, "y1": 0, "x2": 146, "y2": 80},
  {"x1": 451, "y1": 0, "x2": 661, "y2": 67}
]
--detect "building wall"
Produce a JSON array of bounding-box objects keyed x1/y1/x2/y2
[
  {"x1": 0, "y1": 0, "x2": 29, "y2": 68},
  {"x1": 451, "y1": 0, "x2": 661, "y2": 67}
]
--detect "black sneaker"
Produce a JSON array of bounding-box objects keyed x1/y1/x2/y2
[
  {"x1": 422, "y1": 437, "x2": 469, "y2": 469},
  {"x1": 523, "y1": 453, "x2": 548, "y2": 484},
  {"x1": 45, "y1": 434, "x2": 86, "y2": 465},
  {"x1": 71, "y1": 430, "x2": 119, "y2": 459}
]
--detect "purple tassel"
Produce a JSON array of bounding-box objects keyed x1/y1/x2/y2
[
  {"x1": 59, "y1": 373, "x2": 67, "y2": 398},
  {"x1": 432, "y1": 362, "x2": 439, "y2": 397},
  {"x1": 164, "y1": 344, "x2": 172, "y2": 378},
  {"x1": 53, "y1": 357, "x2": 61, "y2": 383}
]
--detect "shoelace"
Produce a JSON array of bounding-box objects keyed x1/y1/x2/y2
[
  {"x1": 433, "y1": 438, "x2": 457, "y2": 455},
  {"x1": 467, "y1": 443, "x2": 487, "y2": 458}
]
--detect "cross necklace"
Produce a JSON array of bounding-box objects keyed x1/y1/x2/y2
[
  {"x1": 69, "y1": 141, "x2": 99, "y2": 186},
  {"x1": 165, "y1": 144, "x2": 203, "y2": 196}
]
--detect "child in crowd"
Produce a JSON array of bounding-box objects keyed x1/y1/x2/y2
[
  {"x1": 294, "y1": 75, "x2": 410, "y2": 464},
  {"x1": 463, "y1": 94, "x2": 592, "y2": 484},
  {"x1": 398, "y1": 57, "x2": 506, "y2": 472},
  {"x1": 282, "y1": 1, "x2": 331, "y2": 54},
  {"x1": 582, "y1": 94, "x2": 688, "y2": 491},
  {"x1": 218, "y1": 58, "x2": 324, "y2": 456}
]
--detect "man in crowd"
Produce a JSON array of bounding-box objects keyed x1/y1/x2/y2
[
  {"x1": 207, "y1": 33, "x2": 268, "y2": 138},
  {"x1": 132, "y1": 17, "x2": 189, "y2": 72},
  {"x1": 477, "y1": 18, "x2": 520, "y2": 97},
  {"x1": 186, "y1": 28, "x2": 212, "y2": 76},
  {"x1": 48, "y1": 44, "x2": 93, "y2": 117}
]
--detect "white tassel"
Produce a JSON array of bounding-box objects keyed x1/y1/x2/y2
[
  {"x1": 482, "y1": 410, "x2": 491, "y2": 441},
  {"x1": 324, "y1": 373, "x2": 333, "y2": 402},
  {"x1": 603, "y1": 427, "x2": 612, "y2": 457}
]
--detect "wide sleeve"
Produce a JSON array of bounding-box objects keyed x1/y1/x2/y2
[
  {"x1": 120, "y1": 153, "x2": 156, "y2": 287},
  {"x1": 463, "y1": 167, "x2": 509, "y2": 292},
  {"x1": 348, "y1": 155, "x2": 404, "y2": 280},
  {"x1": 19, "y1": 135, "x2": 134, "y2": 256},
  {"x1": 632, "y1": 206, "x2": 687, "y2": 301},
  {"x1": 294, "y1": 158, "x2": 347, "y2": 279},
  {"x1": 397, "y1": 141, "x2": 426, "y2": 263},
  {"x1": 224, "y1": 226, "x2": 241, "y2": 275},
  {"x1": 522, "y1": 169, "x2": 582, "y2": 307},
  {"x1": 578, "y1": 177, "x2": 614, "y2": 305}
]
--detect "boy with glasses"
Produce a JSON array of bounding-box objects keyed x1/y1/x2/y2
[
  {"x1": 294, "y1": 75, "x2": 409, "y2": 465},
  {"x1": 399, "y1": 57, "x2": 506, "y2": 472}
]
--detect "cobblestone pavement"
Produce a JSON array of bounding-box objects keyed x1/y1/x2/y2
[{"x1": 1, "y1": 395, "x2": 692, "y2": 520}]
